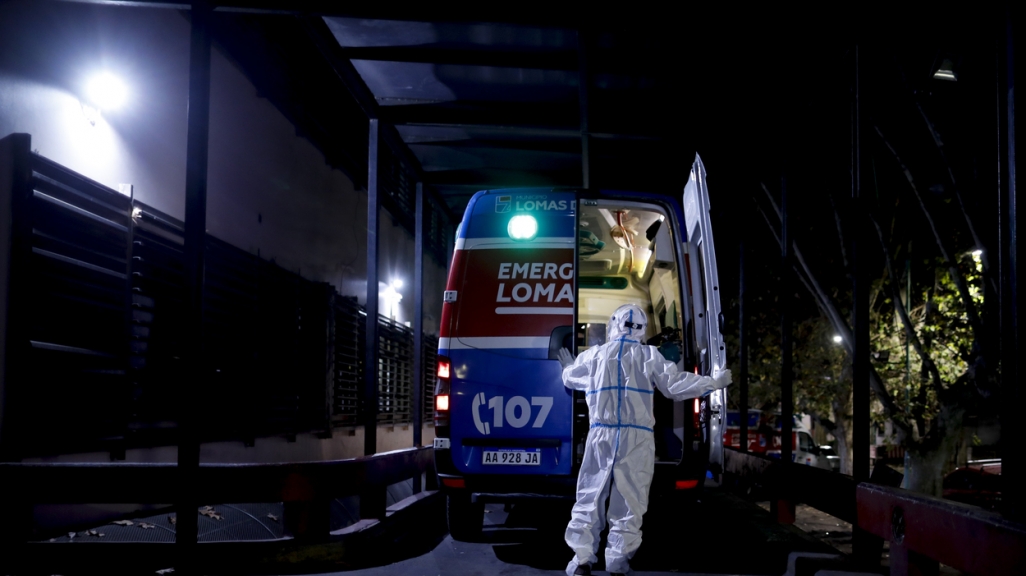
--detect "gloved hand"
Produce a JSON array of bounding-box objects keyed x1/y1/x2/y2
[
  {"x1": 557, "y1": 347, "x2": 575, "y2": 370},
  {"x1": 712, "y1": 368, "x2": 732, "y2": 388}
]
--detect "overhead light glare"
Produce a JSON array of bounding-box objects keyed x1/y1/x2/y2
[
  {"x1": 85, "y1": 72, "x2": 128, "y2": 110},
  {"x1": 832, "y1": 335, "x2": 843, "y2": 344},
  {"x1": 508, "y1": 214, "x2": 538, "y2": 241},
  {"x1": 933, "y1": 59, "x2": 957, "y2": 82}
]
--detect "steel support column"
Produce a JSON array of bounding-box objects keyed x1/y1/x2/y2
[
  {"x1": 364, "y1": 119, "x2": 380, "y2": 457},
  {"x1": 176, "y1": 1, "x2": 212, "y2": 570},
  {"x1": 780, "y1": 171, "x2": 793, "y2": 469},
  {"x1": 851, "y1": 44, "x2": 870, "y2": 484},
  {"x1": 739, "y1": 221, "x2": 749, "y2": 453},
  {"x1": 577, "y1": 28, "x2": 590, "y2": 189},
  {"x1": 775, "y1": 172, "x2": 795, "y2": 527},
  {"x1": 413, "y1": 182, "x2": 425, "y2": 453},
  {"x1": 1002, "y1": 7, "x2": 1025, "y2": 521}
]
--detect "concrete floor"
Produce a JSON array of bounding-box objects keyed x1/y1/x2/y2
[{"x1": 326, "y1": 490, "x2": 840, "y2": 576}]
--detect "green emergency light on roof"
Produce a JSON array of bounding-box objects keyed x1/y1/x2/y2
[{"x1": 507, "y1": 214, "x2": 538, "y2": 241}]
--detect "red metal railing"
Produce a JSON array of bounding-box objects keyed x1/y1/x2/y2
[{"x1": 725, "y1": 447, "x2": 1026, "y2": 575}]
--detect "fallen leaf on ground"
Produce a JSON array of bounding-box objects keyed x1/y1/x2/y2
[
  {"x1": 67, "y1": 532, "x2": 76, "y2": 539},
  {"x1": 112, "y1": 520, "x2": 134, "y2": 526},
  {"x1": 199, "y1": 508, "x2": 222, "y2": 521},
  {"x1": 139, "y1": 523, "x2": 156, "y2": 529},
  {"x1": 168, "y1": 515, "x2": 176, "y2": 525},
  {"x1": 266, "y1": 513, "x2": 278, "y2": 522},
  {"x1": 156, "y1": 569, "x2": 175, "y2": 574},
  {"x1": 49, "y1": 538, "x2": 56, "y2": 543}
]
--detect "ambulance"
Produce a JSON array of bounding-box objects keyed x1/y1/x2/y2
[
  {"x1": 724, "y1": 410, "x2": 833, "y2": 470},
  {"x1": 432, "y1": 156, "x2": 726, "y2": 540}
]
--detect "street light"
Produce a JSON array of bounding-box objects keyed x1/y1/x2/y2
[{"x1": 832, "y1": 335, "x2": 843, "y2": 344}]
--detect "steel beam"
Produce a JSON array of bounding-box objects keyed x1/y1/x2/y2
[
  {"x1": 364, "y1": 119, "x2": 380, "y2": 457},
  {"x1": 739, "y1": 223, "x2": 749, "y2": 453},
  {"x1": 301, "y1": 16, "x2": 460, "y2": 229},
  {"x1": 413, "y1": 182, "x2": 425, "y2": 455},
  {"x1": 1002, "y1": 6, "x2": 1025, "y2": 522},
  {"x1": 780, "y1": 171, "x2": 793, "y2": 470},
  {"x1": 59, "y1": 0, "x2": 588, "y2": 26},
  {"x1": 577, "y1": 28, "x2": 591, "y2": 189},
  {"x1": 343, "y1": 45, "x2": 578, "y2": 71},
  {"x1": 376, "y1": 102, "x2": 579, "y2": 130},
  {"x1": 851, "y1": 44, "x2": 870, "y2": 484},
  {"x1": 177, "y1": 0, "x2": 212, "y2": 570},
  {"x1": 397, "y1": 123, "x2": 662, "y2": 141}
]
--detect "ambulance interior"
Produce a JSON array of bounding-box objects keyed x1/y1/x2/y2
[{"x1": 576, "y1": 200, "x2": 698, "y2": 462}]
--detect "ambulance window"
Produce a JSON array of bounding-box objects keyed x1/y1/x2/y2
[{"x1": 798, "y1": 432, "x2": 812, "y2": 452}]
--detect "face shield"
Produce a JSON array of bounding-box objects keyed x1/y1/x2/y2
[{"x1": 606, "y1": 303, "x2": 648, "y2": 342}]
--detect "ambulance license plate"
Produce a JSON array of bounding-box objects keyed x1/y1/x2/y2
[{"x1": 482, "y1": 450, "x2": 540, "y2": 466}]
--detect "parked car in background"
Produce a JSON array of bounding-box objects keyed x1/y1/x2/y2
[
  {"x1": 723, "y1": 410, "x2": 832, "y2": 470},
  {"x1": 817, "y1": 444, "x2": 841, "y2": 472},
  {"x1": 942, "y1": 459, "x2": 1001, "y2": 510}
]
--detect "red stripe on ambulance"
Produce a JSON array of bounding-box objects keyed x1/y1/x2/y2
[{"x1": 444, "y1": 247, "x2": 574, "y2": 340}]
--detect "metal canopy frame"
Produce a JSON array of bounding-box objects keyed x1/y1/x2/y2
[{"x1": 46, "y1": 0, "x2": 1026, "y2": 531}]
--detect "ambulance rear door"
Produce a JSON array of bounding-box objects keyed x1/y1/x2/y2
[{"x1": 682, "y1": 155, "x2": 727, "y2": 477}]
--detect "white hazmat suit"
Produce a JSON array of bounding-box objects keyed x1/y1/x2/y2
[{"x1": 558, "y1": 304, "x2": 731, "y2": 576}]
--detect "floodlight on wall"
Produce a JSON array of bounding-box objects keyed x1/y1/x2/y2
[
  {"x1": 383, "y1": 281, "x2": 403, "y2": 321},
  {"x1": 933, "y1": 59, "x2": 957, "y2": 82},
  {"x1": 81, "y1": 72, "x2": 128, "y2": 125}
]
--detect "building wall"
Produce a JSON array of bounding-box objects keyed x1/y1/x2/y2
[
  {"x1": 0, "y1": 2, "x2": 449, "y2": 460},
  {"x1": 0, "y1": 1, "x2": 447, "y2": 327}
]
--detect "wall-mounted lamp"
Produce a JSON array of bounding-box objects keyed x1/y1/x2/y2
[
  {"x1": 81, "y1": 72, "x2": 128, "y2": 125},
  {"x1": 383, "y1": 279, "x2": 403, "y2": 321}
]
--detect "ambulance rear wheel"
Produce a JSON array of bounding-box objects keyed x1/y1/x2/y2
[{"x1": 447, "y1": 492, "x2": 483, "y2": 541}]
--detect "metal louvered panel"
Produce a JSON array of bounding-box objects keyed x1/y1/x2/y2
[
  {"x1": 378, "y1": 142, "x2": 415, "y2": 233},
  {"x1": 16, "y1": 154, "x2": 133, "y2": 452},
  {"x1": 332, "y1": 297, "x2": 362, "y2": 426},
  {"x1": 426, "y1": 198, "x2": 449, "y2": 268},
  {"x1": 377, "y1": 316, "x2": 413, "y2": 425},
  {"x1": 128, "y1": 203, "x2": 186, "y2": 435},
  {"x1": 1, "y1": 140, "x2": 438, "y2": 455},
  {"x1": 422, "y1": 335, "x2": 438, "y2": 425}
]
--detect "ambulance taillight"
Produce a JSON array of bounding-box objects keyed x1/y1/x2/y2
[{"x1": 434, "y1": 356, "x2": 451, "y2": 427}]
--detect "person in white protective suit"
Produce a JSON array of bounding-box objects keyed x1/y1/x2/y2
[{"x1": 556, "y1": 303, "x2": 731, "y2": 576}]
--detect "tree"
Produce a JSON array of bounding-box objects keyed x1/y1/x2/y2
[{"x1": 752, "y1": 150, "x2": 992, "y2": 495}]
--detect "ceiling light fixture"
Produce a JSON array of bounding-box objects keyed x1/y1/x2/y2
[{"x1": 933, "y1": 59, "x2": 957, "y2": 82}]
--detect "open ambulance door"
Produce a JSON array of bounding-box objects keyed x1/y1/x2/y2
[{"x1": 682, "y1": 154, "x2": 727, "y2": 478}]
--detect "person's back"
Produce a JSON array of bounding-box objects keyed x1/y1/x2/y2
[{"x1": 558, "y1": 304, "x2": 731, "y2": 576}]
